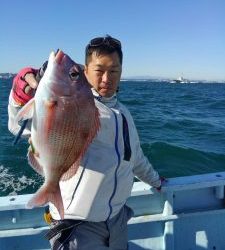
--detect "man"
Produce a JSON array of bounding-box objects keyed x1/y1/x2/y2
[{"x1": 8, "y1": 35, "x2": 163, "y2": 249}]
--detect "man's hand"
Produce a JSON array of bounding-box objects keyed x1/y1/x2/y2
[
  {"x1": 28, "y1": 137, "x2": 39, "y2": 157},
  {"x1": 156, "y1": 176, "x2": 167, "y2": 191}
]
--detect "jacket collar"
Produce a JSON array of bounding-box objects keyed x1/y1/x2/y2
[{"x1": 91, "y1": 88, "x2": 117, "y2": 108}]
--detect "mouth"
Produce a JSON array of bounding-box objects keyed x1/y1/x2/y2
[
  {"x1": 99, "y1": 88, "x2": 112, "y2": 93},
  {"x1": 100, "y1": 85, "x2": 112, "y2": 90}
]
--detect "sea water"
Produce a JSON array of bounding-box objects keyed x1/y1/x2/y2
[{"x1": 0, "y1": 78, "x2": 225, "y2": 196}]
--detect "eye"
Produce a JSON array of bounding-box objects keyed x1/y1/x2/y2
[{"x1": 69, "y1": 71, "x2": 80, "y2": 81}]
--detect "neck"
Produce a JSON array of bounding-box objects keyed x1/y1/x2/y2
[{"x1": 91, "y1": 88, "x2": 117, "y2": 108}]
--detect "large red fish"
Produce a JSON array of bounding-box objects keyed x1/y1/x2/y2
[{"x1": 16, "y1": 50, "x2": 100, "y2": 218}]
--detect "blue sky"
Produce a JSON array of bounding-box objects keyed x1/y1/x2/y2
[{"x1": 1, "y1": 0, "x2": 225, "y2": 81}]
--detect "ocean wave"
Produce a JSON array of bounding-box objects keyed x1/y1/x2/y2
[
  {"x1": 206, "y1": 99, "x2": 225, "y2": 110},
  {"x1": 0, "y1": 165, "x2": 42, "y2": 196},
  {"x1": 1, "y1": 79, "x2": 225, "y2": 196},
  {"x1": 142, "y1": 142, "x2": 225, "y2": 178}
]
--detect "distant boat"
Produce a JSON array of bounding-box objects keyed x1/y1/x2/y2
[{"x1": 170, "y1": 76, "x2": 190, "y2": 83}]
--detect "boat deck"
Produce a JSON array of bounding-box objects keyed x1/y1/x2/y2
[{"x1": 1, "y1": 171, "x2": 225, "y2": 250}]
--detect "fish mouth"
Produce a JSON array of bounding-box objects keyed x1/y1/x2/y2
[{"x1": 55, "y1": 50, "x2": 65, "y2": 63}]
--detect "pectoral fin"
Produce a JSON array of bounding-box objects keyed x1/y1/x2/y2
[{"x1": 15, "y1": 98, "x2": 35, "y2": 122}]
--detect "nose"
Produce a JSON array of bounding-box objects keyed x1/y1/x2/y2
[{"x1": 102, "y1": 71, "x2": 110, "y2": 83}]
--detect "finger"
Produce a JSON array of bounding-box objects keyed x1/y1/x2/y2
[
  {"x1": 24, "y1": 73, "x2": 39, "y2": 89},
  {"x1": 24, "y1": 85, "x2": 36, "y2": 95},
  {"x1": 28, "y1": 138, "x2": 39, "y2": 157},
  {"x1": 160, "y1": 176, "x2": 168, "y2": 182},
  {"x1": 28, "y1": 137, "x2": 32, "y2": 144},
  {"x1": 156, "y1": 186, "x2": 161, "y2": 191}
]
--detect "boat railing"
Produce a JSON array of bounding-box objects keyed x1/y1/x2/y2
[{"x1": 0, "y1": 171, "x2": 225, "y2": 249}]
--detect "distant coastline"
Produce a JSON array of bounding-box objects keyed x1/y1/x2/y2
[
  {"x1": 121, "y1": 77, "x2": 225, "y2": 84},
  {"x1": 0, "y1": 73, "x2": 16, "y2": 79},
  {"x1": 0, "y1": 73, "x2": 224, "y2": 83}
]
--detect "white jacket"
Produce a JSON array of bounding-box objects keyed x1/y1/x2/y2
[
  {"x1": 50, "y1": 90, "x2": 161, "y2": 221},
  {"x1": 8, "y1": 88, "x2": 161, "y2": 222}
]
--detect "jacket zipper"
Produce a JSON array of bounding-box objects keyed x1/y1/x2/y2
[{"x1": 106, "y1": 110, "x2": 121, "y2": 221}]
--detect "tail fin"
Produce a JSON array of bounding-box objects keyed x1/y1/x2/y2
[{"x1": 27, "y1": 183, "x2": 64, "y2": 219}]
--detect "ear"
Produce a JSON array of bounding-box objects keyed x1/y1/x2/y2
[
  {"x1": 84, "y1": 64, "x2": 88, "y2": 74},
  {"x1": 84, "y1": 65, "x2": 88, "y2": 77}
]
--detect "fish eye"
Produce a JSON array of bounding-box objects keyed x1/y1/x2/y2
[{"x1": 69, "y1": 71, "x2": 80, "y2": 81}]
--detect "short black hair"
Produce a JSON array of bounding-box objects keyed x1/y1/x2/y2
[{"x1": 85, "y1": 35, "x2": 123, "y2": 65}]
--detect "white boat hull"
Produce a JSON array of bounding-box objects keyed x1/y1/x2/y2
[{"x1": 1, "y1": 171, "x2": 225, "y2": 250}]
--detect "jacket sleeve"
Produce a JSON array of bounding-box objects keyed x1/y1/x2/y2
[
  {"x1": 7, "y1": 67, "x2": 37, "y2": 137},
  {"x1": 130, "y1": 118, "x2": 161, "y2": 188},
  {"x1": 8, "y1": 91, "x2": 32, "y2": 137}
]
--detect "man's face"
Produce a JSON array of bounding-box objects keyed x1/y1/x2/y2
[{"x1": 84, "y1": 52, "x2": 122, "y2": 98}]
